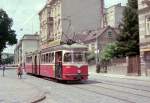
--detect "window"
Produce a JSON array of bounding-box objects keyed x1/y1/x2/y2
[
  {"x1": 64, "y1": 53, "x2": 72, "y2": 62},
  {"x1": 41, "y1": 55, "x2": 44, "y2": 63},
  {"x1": 73, "y1": 52, "x2": 84, "y2": 62},
  {"x1": 43, "y1": 54, "x2": 45, "y2": 63},
  {"x1": 49, "y1": 53, "x2": 54, "y2": 63},
  {"x1": 26, "y1": 57, "x2": 32, "y2": 63},
  {"x1": 108, "y1": 31, "x2": 112, "y2": 37},
  {"x1": 91, "y1": 43, "x2": 96, "y2": 51},
  {"x1": 46, "y1": 53, "x2": 49, "y2": 63},
  {"x1": 146, "y1": 16, "x2": 150, "y2": 35}
]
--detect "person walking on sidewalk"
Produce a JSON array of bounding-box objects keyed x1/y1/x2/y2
[
  {"x1": 17, "y1": 64, "x2": 23, "y2": 79},
  {"x1": 2, "y1": 64, "x2": 6, "y2": 77}
]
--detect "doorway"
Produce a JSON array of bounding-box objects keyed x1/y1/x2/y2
[{"x1": 55, "y1": 51, "x2": 62, "y2": 79}]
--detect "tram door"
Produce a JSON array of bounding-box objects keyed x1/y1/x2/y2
[{"x1": 55, "y1": 51, "x2": 62, "y2": 79}]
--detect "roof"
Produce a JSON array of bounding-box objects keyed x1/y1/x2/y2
[
  {"x1": 83, "y1": 27, "x2": 108, "y2": 42},
  {"x1": 61, "y1": 26, "x2": 118, "y2": 44}
]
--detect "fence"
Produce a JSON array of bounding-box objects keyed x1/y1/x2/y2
[{"x1": 99, "y1": 55, "x2": 141, "y2": 76}]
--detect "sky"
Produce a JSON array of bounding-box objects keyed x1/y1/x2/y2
[{"x1": 0, "y1": 0, "x2": 127, "y2": 54}]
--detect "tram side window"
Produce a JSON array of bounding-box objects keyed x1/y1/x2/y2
[
  {"x1": 46, "y1": 53, "x2": 49, "y2": 63},
  {"x1": 48, "y1": 53, "x2": 51, "y2": 63},
  {"x1": 49, "y1": 53, "x2": 54, "y2": 63},
  {"x1": 41, "y1": 55, "x2": 44, "y2": 64},
  {"x1": 44, "y1": 54, "x2": 46, "y2": 63},
  {"x1": 64, "y1": 53, "x2": 72, "y2": 62},
  {"x1": 26, "y1": 57, "x2": 32, "y2": 63},
  {"x1": 74, "y1": 52, "x2": 83, "y2": 62}
]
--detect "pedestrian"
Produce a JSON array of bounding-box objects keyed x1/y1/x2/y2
[
  {"x1": 17, "y1": 64, "x2": 23, "y2": 79},
  {"x1": 2, "y1": 64, "x2": 5, "y2": 77}
]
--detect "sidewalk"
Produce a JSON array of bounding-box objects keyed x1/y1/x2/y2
[
  {"x1": 89, "y1": 65, "x2": 150, "y2": 81},
  {"x1": 0, "y1": 77, "x2": 45, "y2": 103}
]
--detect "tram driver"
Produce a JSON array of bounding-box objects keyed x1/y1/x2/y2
[{"x1": 56, "y1": 54, "x2": 62, "y2": 78}]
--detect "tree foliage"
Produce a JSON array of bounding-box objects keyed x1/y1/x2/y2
[
  {"x1": 100, "y1": 43, "x2": 117, "y2": 61},
  {"x1": 0, "y1": 9, "x2": 17, "y2": 63},
  {"x1": 86, "y1": 51, "x2": 96, "y2": 62},
  {"x1": 2, "y1": 56, "x2": 14, "y2": 64},
  {"x1": 116, "y1": 0, "x2": 139, "y2": 57}
]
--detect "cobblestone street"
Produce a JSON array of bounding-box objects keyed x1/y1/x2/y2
[{"x1": 1, "y1": 67, "x2": 150, "y2": 103}]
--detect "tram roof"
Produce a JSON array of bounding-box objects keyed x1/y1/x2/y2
[
  {"x1": 42, "y1": 43, "x2": 88, "y2": 53},
  {"x1": 25, "y1": 44, "x2": 88, "y2": 56}
]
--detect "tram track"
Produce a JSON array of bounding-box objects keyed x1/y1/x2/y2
[
  {"x1": 28, "y1": 76, "x2": 136, "y2": 103},
  {"x1": 70, "y1": 85, "x2": 136, "y2": 103},
  {"x1": 23, "y1": 73, "x2": 150, "y2": 103},
  {"x1": 88, "y1": 79, "x2": 150, "y2": 93},
  {"x1": 66, "y1": 78, "x2": 150, "y2": 103},
  {"x1": 91, "y1": 78, "x2": 150, "y2": 89},
  {"x1": 86, "y1": 83, "x2": 150, "y2": 98},
  {"x1": 70, "y1": 83, "x2": 150, "y2": 103}
]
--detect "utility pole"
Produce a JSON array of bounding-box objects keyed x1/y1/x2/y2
[
  {"x1": 99, "y1": 0, "x2": 105, "y2": 28},
  {"x1": 96, "y1": 0, "x2": 105, "y2": 67}
]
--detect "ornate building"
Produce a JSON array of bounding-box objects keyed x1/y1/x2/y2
[
  {"x1": 138, "y1": 0, "x2": 150, "y2": 75},
  {"x1": 39, "y1": 0, "x2": 101, "y2": 49}
]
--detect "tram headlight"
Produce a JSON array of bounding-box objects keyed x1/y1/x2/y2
[{"x1": 77, "y1": 69, "x2": 81, "y2": 73}]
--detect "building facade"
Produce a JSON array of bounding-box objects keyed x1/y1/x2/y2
[
  {"x1": 39, "y1": 0, "x2": 101, "y2": 49},
  {"x1": 62, "y1": 26, "x2": 118, "y2": 52},
  {"x1": 14, "y1": 34, "x2": 40, "y2": 65},
  {"x1": 138, "y1": 0, "x2": 150, "y2": 76},
  {"x1": 106, "y1": 3, "x2": 125, "y2": 28},
  {"x1": 83, "y1": 26, "x2": 118, "y2": 53}
]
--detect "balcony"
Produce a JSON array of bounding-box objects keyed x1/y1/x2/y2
[
  {"x1": 47, "y1": 33, "x2": 54, "y2": 42},
  {"x1": 48, "y1": 17, "x2": 53, "y2": 25},
  {"x1": 142, "y1": 0, "x2": 150, "y2": 7}
]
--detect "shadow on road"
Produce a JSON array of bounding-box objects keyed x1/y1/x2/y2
[{"x1": 26, "y1": 73, "x2": 102, "y2": 85}]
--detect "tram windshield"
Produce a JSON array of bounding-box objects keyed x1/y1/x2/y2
[
  {"x1": 64, "y1": 52, "x2": 85, "y2": 63},
  {"x1": 64, "y1": 53, "x2": 72, "y2": 62},
  {"x1": 73, "y1": 52, "x2": 84, "y2": 62}
]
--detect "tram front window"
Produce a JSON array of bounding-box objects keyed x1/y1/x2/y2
[
  {"x1": 64, "y1": 53, "x2": 72, "y2": 62},
  {"x1": 73, "y1": 52, "x2": 84, "y2": 62}
]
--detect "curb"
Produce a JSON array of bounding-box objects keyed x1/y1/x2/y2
[
  {"x1": 31, "y1": 94, "x2": 46, "y2": 103},
  {"x1": 91, "y1": 72, "x2": 150, "y2": 81},
  {"x1": 20, "y1": 79, "x2": 47, "y2": 103}
]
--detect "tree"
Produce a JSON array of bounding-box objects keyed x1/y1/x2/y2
[
  {"x1": 0, "y1": 9, "x2": 17, "y2": 64},
  {"x1": 95, "y1": 43, "x2": 117, "y2": 73},
  {"x1": 3, "y1": 56, "x2": 14, "y2": 64},
  {"x1": 116, "y1": 0, "x2": 139, "y2": 57},
  {"x1": 100, "y1": 43, "x2": 118, "y2": 61},
  {"x1": 86, "y1": 51, "x2": 96, "y2": 63}
]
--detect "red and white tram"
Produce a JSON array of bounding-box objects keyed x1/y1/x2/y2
[{"x1": 25, "y1": 44, "x2": 88, "y2": 81}]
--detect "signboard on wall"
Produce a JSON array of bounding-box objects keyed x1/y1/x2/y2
[{"x1": 41, "y1": 39, "x2": 61, "y2": 50}]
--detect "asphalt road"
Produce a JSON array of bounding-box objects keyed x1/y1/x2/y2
[{"x1": 2, "y1": 68, "x2": 150, "y2": 103}]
